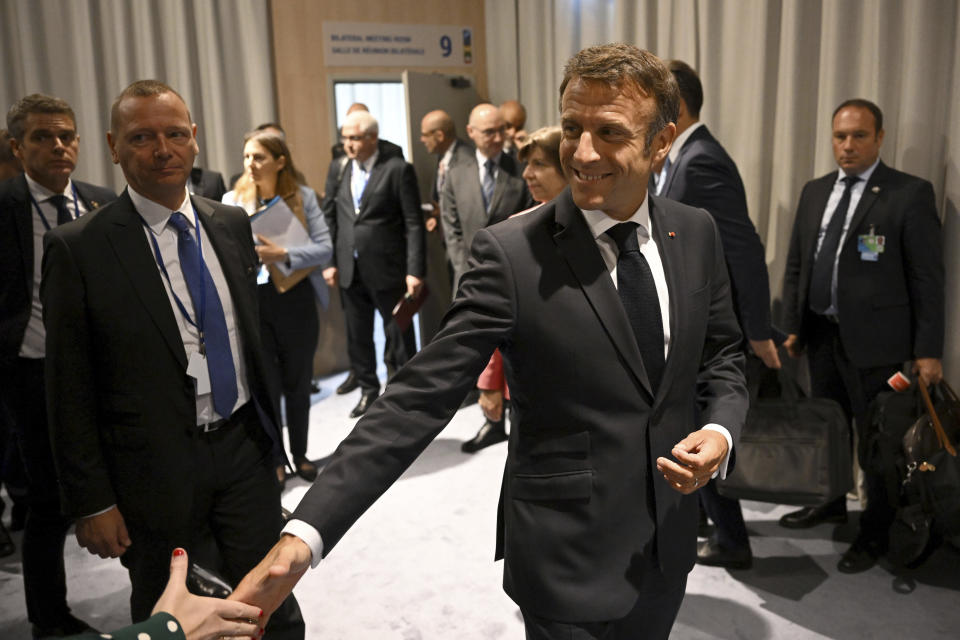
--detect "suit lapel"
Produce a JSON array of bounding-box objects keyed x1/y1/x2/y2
[
  {"x1": 648, "y1": 197, "x2": 684, "y2": 408},
  {"x1": 551, "y1": 190, "x2": 654, "y2": 399},
  {"x1": 358, "y1": 155, "x2": 389, "y2": 215},
  {"x1": 461, "y1": 154, "x2": 486, "y2": 220},
  {"x1": 843, "y1": 161, "x2": 887, "y2": 248},
  {"x1": 195, "y1": 198, "x2": 252, "y2": 325},
  {"x1": 105, "y1": 191, "x2": 188, "y2": 368},
  {"x1": 804, "y1": 172, "x2": 837, "y2": 254},
  {"x1": 74, "y1": 182, "x2": 109, "y2": 212},
  {"x1": 488, "y1": 153, "x2": 517, "y2": 215},
  {"x1": 11, "y1": 176, "x2": 34, "y2": 296}
]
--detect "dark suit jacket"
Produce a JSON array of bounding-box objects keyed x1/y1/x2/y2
[
  {"x1": 189, "y1": 167, "x2": 227, "y2": 201},
  {"x1": 322, "y1": 154, "x2": 425, "y2": 291},
  {"x1": 292, "y1": 189, "x2": 747, "y2": 621},
  {"x1": 0, "y1": 174, "x2": 115, "y2": 372},
  {"x1": 782, "y1": 160, "x2": 944, "y2": 367},
  {"x1": 440, "y1": 151, "x2": 534, "y2": 287},
  {"x1": 40, "y1": 191, "x2": 282, "y2": 539},
  {"x1": 660, "y1": 125, "x2": 773, "y2": 341}
]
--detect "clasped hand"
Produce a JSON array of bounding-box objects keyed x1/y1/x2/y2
[{"x1": 228, "y1": 534, "x2": 313, "y2": 627}]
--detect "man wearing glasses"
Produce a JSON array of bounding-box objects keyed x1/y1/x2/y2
[
  {"x1": 441, "y1": 103, "x2": 533, "y2": 293},
  {"x1": 321, "y1": 110, "x2": 425, "y2": 418}
]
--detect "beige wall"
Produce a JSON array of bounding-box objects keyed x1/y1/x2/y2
[
  {"x1": 271, "y1": 0, "x2": 487, "y2": 375},
  {"x1": 270, "y1": 0, "x2": 487, "y2": 191}
]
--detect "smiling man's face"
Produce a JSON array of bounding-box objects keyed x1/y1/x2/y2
[{"x1": 559, "y1": 77, "x2": 672, "y2": 220}]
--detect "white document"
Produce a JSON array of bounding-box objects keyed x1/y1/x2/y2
[{"x1": 249, "y1": 197, "x2": 311, "y2": 276}]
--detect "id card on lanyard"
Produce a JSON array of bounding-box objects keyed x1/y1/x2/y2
[{"x1": 142, "y1": 206, "x2": 212, "y2": 394}]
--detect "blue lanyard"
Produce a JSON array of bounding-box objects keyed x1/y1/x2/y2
[
  {"x1": 143, "y1": 205, "x2": 208, "y2": 347},
  {"x1": 28, "y1": 183, "x2": 81, "y2": 231},
  {"x1": 247, "y1": 195, "x2": 281, "y2": 222}
]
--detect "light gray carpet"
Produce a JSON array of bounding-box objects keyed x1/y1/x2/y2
[{"x1": 2, "y1": 370, "x2": 958, "y2": 639}]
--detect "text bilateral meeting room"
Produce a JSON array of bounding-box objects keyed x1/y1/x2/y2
[{"x1": 1, "y1": 1, "x2": 959, "y2": 639}]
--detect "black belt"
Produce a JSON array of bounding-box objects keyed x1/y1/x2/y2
[{"x1": 198, "y1": 401, "x2": 253, "y2": 433}]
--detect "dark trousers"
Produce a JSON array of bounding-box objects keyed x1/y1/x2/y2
[
  {"x1": 699, "y1": 480, "x2": 749, "y2": 549},
  {"x1": 341, "y1": 264, "x2": 416, "y2": 393},
  {"x1": 521, "y1": 573, "x2": 687, "y2": 640},
  {"x1": 0, "y1": 357, "x2": 74, "y2": 627},
  {"x1": 259, "y1": 280, "x2": 319, "y2": 460},
  {"x1": 806, "y1": 315, "x2": 900, "y2": 545},
  {"x1": 120, "y1": 403, "x2": 304, "y2": 638}
]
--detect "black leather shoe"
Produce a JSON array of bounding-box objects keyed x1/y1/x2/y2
[
  {"x1": 0, "y1": 521, "x2": 14, "y2": 558},
  {"x1": 778, "y1": 502, "x2": 847, "y2": 529},
  {"x1": 350, "y1": 391, "x2": 378, "y2": 418},
  {"x1": 337, "y1": 372, "x2": 359, "y2": 395},
  {"x1": 837, "y1": 540, "x2": 880, "y2": 573},
  {"x1": 696, "y1": 537, "x2": 752, "y2": 569},
  {"x1": 294, "y1": 457, "x2": 318, "y2": 482},
  {"x1": 32, "y1": 614, "x2": 97, "y2": 638},
  {"x1": 461, "y1": 420, "x2": 507, "y2": 453}
]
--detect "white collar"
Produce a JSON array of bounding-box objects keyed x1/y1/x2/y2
[
  {"x1": 580, "y1": 194, "x2": 652, "y2": 240},
  {"x1": 25, "y1": 173, "x2": 74, "y2": 201},
  {"x1": 128, "y1": 185, "x2": 194, "y2": 234},
  {"x1": 668, "y1": 121, "x2": 704, "y2": 163},
  {"x1": 838, "y1": 157, "x2": 880, "y2": 184}
]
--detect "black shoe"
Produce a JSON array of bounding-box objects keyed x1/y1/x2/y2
[
  {"x1": 837, "y1": 539, "x2": 880, "y2": 573},
  {"x1": 32, "y1": 614, "x2": 97, "y2": 638},
  {"x1": 337, "y1": 372, "x2": 359, "y2": 395},
  {"x1": 461, "y1": 420, "x2": 507, "y2": 453},
  {"x1": 0, "y1": 521, "x2": 14, "y2": 558},
  {"x1": 187, "y1": 562, "x2": 234, "y2": 598},
  {"x1": 310, "y1": 381, "x2": 321, "y2": 394},
  {"x1": 779, "y1": 502, "x2": 847, "y2": 529},
  {"x1": 350, "y1": 391, "x2": 378, "y2": 418},
  {"x1": 294, "y1": 457, "x2": 318, "y2": 482},
  {"x1": 696, "y1": 537, "x2": 752, "y2": 569}
]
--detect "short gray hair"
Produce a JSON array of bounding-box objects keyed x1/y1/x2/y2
[{"x1": 343, "y1": 110, "x2": 378, "y2": 136}]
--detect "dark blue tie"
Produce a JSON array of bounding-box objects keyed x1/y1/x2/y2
[
  {"x1": 168, "y1": 212, "x2": 238, "y2": 418},
  {"x1": 49, "y1": 194, "x2": 73, "y2": 225},
  {"x1": 809, "y1": 175, "x2": 860, "y2": 314},
  {"x1": 482, "y1": 158, "x2": 496, "y2": 211},
  {"x1": 606, "y1": 222, "x2": 665, "y2": 392}
]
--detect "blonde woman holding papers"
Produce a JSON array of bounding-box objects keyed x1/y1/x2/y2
[{"x1": 224, "y1": 131, "x2": 331, "y2": 487}]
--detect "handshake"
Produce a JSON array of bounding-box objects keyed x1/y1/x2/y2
[{"x1": 85, "y1": 536, "x2": 312, "y2": 640}]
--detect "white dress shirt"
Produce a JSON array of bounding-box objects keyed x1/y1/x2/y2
[
  {"x1": 130, "y1": 186, "x2": 250, "y2": 424},
  {"x1": 20, "y1": 174, "x2": 90, "y2": 359},
  {"x1": 351, "y1": 151, "x2": 379, "y2": 213},
  {"x1": 814, "y1": 157, "x2": 880, "y2": 315}
]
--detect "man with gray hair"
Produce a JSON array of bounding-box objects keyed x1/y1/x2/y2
[{"x1": 321, "y1": 109, "x2": 425, "y2": 418}]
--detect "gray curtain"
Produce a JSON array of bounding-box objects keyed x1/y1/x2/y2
[
  {"x1": 486, "y1": 0, "x2": 960, "y2": 380},
  {"x1": 1, "y1": 0, "x2": 276, "y2": 192}
]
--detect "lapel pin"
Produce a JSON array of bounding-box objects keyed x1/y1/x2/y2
[
  {"x1": 871, "y1": 186, "x2": 880, "y2": 193},
  {"x1": 668, "y1": 231, "x2": 676, "y2": 238}
]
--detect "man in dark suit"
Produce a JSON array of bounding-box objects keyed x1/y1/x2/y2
[
  {"x1": 0, "y1": 93, "x2": 115, "y2": 638},
  {"x1": 441, "y1": 102, "x2": 534, "y2": 294},
  {"x1": 780, "y1": 98, "x2": 944, "y2": 573},
  {"x1": 188, "y1": 166, "x2": 227, "y2": 201},
  {"x1": 40, "y1": 80, "x2": 303, "y2": 637},
  {"x1": 321, "y1": 109, "x2": 425, "y2": 418},
  {"x1": 657, "y1": 60, "x2": 781, "y2": 570},
  {"x1": 442, "y1": 103, "x2": 534, "y2": 452},
  {"x1": 231, "y1": 44, "x2": 748, "y2": 640}
]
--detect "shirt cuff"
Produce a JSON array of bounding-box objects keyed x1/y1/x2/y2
[
  {"x1": 83, "y1": 504, "x2": 118, "y2": 519},
  {"x1": 702, "y1": 423, "x2": 733, "y2": 480},
  {"x1": 281, "y1": 519, "x2": 324, "y2": 568}
]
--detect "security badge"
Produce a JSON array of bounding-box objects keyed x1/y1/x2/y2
[{"x1": 857, "y1": 224, "x2": 884, "y2": 262}]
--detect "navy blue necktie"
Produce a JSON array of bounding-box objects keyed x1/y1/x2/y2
[
  {"x1": 168, "y1": 212, "x2": 238, "y2": 418},
  {"x1": 606, "y1": 222, "x2": 665, "y2": 392},
  {"x1": 482, "y1": 158, "x2": 496, "y2": 211},
  {"x1": 49, "y1": 195, "x2": 72, "y2": 225},
  {"x1": 809, "y1": 175, "x2": 859, "y2": 314}
]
